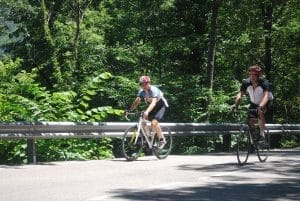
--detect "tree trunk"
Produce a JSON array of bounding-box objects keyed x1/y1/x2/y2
[
  {"x1": 41, "y1": 0, "x2": 61, "y2": 88},
  {"x1": 262, "y1": 1, "x2": 273, "y2": 82},
  {"x1": 207, "y1": 0, "x2": 220, "y2": 91},
  {"x1": 262, "y1": 1, "x2": 274, "y2": 122},
  {"x1": 262, "y1": 1, "x2": 278, "y2": 147},
  {"x1": 72, "y1": 0, "x2": 92, "y2": 83},
  {"x1": 48, "y1": 0, "x2": 63, "y2": 30},
  {"x1": 206, "y1": 0, "x2": 220, "y2": 122}
]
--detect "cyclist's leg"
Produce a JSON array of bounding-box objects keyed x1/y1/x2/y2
[
  {"x1": 247, "y1": 104, "x2": 258, "y2": 130},
  {"x1": 258, "y1": 107, "x2": 266, "y2": 136},
  {"x1": 258, "y1": 100, "x2": 272, "y2": 137},
  {"x1": 152, "y1": 121, "x2": 164, "y2": 142},
  {"x1": 149, "y1": 106, "x2": 166, "y2": 146},
  {"x1": 141, "y1": 120, "x2": 150, "y2": 135},
  {"x1": 247, "y1": 104, "x2": 260, "y2": 143}
]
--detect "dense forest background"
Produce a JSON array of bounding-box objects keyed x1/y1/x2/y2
[{"x1": 0, "y1": 0, "x2": 299, "y2": 163}]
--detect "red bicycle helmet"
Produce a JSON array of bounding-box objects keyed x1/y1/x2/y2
[
  {"x1": 249, "y1": 65, "x2": 262, "y2": 76},
  {"x1": 139, "y1": 75, "x2": 151, "y2": 84}
]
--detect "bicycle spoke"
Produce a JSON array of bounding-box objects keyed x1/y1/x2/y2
[
  {"x1": 122, "y1": 126, "x2": 143, "y2": 161},
  {"x1": 237, "y1": 128, "x2": 250, "y2": 166},
  {"x1": 257, "y1": 129, "x2": 270, "y2": 162}
]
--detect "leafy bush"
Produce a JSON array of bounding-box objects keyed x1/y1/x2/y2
[
  {"x1": 37, "y1": 138, "x2": 114, "y2": 162},
  {"x1": 280, "y1": 135, "x2": 300, "y2": 148}
]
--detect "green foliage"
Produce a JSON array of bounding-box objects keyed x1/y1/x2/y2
[
  {"x1": 183, "y1": 146, "x2": 207, "y2": 155},
  {"x1": 0, "y1": 58, "x2": 122, "y2": 163},
  {"x1": 0, "y1": 140, "x2": 27, "y2": 164},
  {"x1": 271, "y1": 0, "x2": 300, "y2": 123},
  {"x1": 0, "y1": 57, "x2": 38, "y2": 121},
  {"x1": 0, "y1": 0, "x2": 299, "y2": 164},
  {"x1": 37, "y1": 138, "x2": 114, "y2": 162},
  {"x1": 280, "y1": 135, "x2": 300, "y2": 148}
]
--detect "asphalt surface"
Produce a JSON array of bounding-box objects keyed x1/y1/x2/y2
[{"x1": 1, "y1": 148, "x2": 300, "y2": 201}]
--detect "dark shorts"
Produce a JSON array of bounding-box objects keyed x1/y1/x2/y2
[
  {"x1": 148, "y1": 99, "x2": 167, "y2": 121},
  {"x1": 248, "y1": 101, "x2": 272, "y2": 119}
]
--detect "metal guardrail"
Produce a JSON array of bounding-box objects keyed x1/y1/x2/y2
[
  {"x1": 0, "y1": 122, "x2": 242, "y2": 139},
  {"x1": 1, "y1": 122, "x2": 299, "y2": 139},
  {"x1": 0, "y1": 122, "x2": 299, "y2": 163}
]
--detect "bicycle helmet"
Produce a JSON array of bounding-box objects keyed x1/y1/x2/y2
[
  {"x1": 249, "y1": 65, "x2": 262, "y2": 76},
  {"x1": 139, "y1": 75, "x2": 151, "y2": 84}
]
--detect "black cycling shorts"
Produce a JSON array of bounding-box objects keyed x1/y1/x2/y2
[
  {"x1": 148, "y1": 99, "x2": 167, "y2": 121},
  {"x1": 248, "y1": 101, "x2": 272, "y2": 119}
]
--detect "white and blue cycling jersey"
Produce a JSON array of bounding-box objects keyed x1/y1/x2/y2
[{"x1": 137, "y1": 85, "x2": 169, "y2": 107}]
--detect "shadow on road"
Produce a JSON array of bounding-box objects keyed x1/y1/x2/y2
[
  {"x1": 109, "y1": 179, "x2": 300, "y2": 201},
  {"x1": 108, "y1": 149, "x2": 300, "y2": 201}
]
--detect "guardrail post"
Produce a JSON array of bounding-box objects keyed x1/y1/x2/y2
[
  {"x1": 223, "y1": 134, "x2": 231, "y2": 152},
  {"x1": 27, "y1": 139, "x2": 36, "y2": 164}
]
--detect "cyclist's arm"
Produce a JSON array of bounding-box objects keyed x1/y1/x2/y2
[
  {"x1": 129, "y1": 97, "x2": 141, "y2": 111},
  {"x1": 259, "y1": 90, "x2": 269, "y2": 108},
  {"x1": 145, "y1": 97, "x2": 158, "y2": 115},
  {"x1": 234, "y1": 91, "x2": 244, "y2": 108}
]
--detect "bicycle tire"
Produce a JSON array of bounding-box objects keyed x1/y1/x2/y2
[
  {"x1": 237, "y1": 126, "x2": 250, "y2": 166},
  {"x1": 257, "y1": 128, "x2": 270, "y2": 162},
  {"x1": 122, "y1": 126, "x2": 144, "y2": 161},
  {"x1": 153, "y1": 126, "x2": 172, "y2": 159}
]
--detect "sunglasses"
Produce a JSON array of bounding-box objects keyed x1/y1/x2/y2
[{"x1": 139, "y1": 82, "x2": 148, "y2": 86}]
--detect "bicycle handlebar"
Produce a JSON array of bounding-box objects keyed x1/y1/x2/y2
[
  {"x1": 124, "y1": 112, "x2": 135, "y2": 121},
  {"x1": 124, "y1": 111, "x2": 143, "y2": 121}
]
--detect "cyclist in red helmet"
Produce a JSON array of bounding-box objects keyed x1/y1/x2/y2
[
  {"x1": 232, "y1": 65, "x2": 273, "y2": 141},
  {"x1": 127, "y1": 75, "x2": 169, "y2": 148}
]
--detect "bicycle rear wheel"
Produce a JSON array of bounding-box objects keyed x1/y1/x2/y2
[
  {"x1": 257, "y1": 128, "x2": 270, "y2": 162},
  {"x1": 153, "y1": 126, "x2": 172, "y2": 159},
  {"x1": 237, "y1": 127, "x2": 251, "y2": 166},
  {"x1": 122, "y1": 126, "x2": 143, "y2": 161}
]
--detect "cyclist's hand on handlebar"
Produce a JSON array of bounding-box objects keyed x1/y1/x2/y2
[
  {"x1": 258, "y1": 105, "x2": 265, "y2": 113},
  {"x1": 124, "y1": 108, "x2": 130, "y2": 116},
  {"x1": 143, "y1": 111, "x2": 149, "y2": 119},
  {"x1": 124, "y1": 109, "x2": 131, "y2": 121}
]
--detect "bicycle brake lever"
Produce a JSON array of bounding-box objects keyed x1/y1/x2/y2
[{"x1": 125, "y1": 115, "x2": 130, "y2": 121}]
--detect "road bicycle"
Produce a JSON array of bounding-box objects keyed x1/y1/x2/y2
[
  {"x1": 122, "y1": 112, "x2": 172, "y2": 161},
  {"x1": 236, "y1": 109, "x2": 270, "y2": 166}
]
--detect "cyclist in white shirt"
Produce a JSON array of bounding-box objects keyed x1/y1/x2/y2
[
  {"x1": 126, "y1": 75, "x2": 168, "y2": 148},
  {"x1": 232, "y1": 65, "x2": 273, "y2": 141}
]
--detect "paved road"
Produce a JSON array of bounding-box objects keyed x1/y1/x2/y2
[{"x1": 1, "y1": 149, "x2": 300, "y2": 201}]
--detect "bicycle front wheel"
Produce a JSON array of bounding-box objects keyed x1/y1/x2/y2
[
  {"x1": 257, "y1": 128, "x2": 270, "y2": 162},
  {"x1": 122, "y1": 126, "x2": 143, "y2": 161},
  {"x1": 237, "y1": 127, "x2": 251, "y2": 166},
  {"x1": 153, "y1": 126, "x2": 172, "y2": 159}
]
